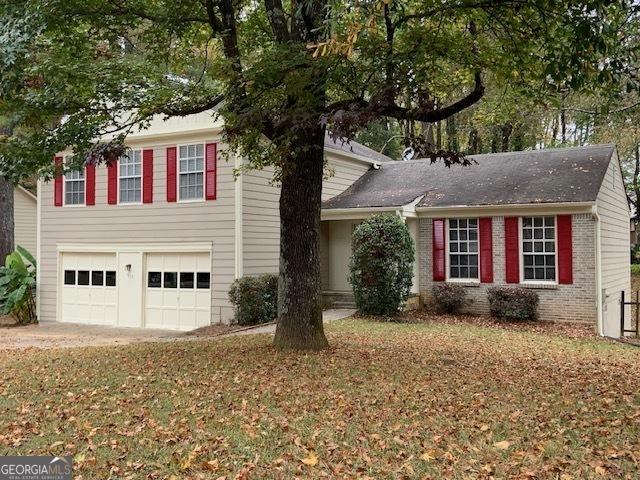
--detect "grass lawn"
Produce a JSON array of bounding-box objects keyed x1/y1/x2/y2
[{"x1": 1, "y1": 319, "x2": 640, "y2": 479}]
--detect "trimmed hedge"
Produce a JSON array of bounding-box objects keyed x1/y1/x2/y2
[
  {"x1": 487, "y1": 286, "x2": 539, "y2": 321},
  {"x1": 228, "y1": 274, "x2": 278, "y2": 326},
  {"x1": 349, "y1": 214, "x2": 415, "y2": 315},
  {"x1": 432, "y1": 284, "x2": 466, "y2": 313}
]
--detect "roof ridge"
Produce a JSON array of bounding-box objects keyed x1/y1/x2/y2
[{"x1": 389, "y1": 144, "x2": 616, "y2": 165}]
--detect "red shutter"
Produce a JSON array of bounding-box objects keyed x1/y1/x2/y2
[
  {"x1": 504, "y1": 217, "x2": 520, "y2": 283},
  {"x1": 85, "y1": 164, "x2": 96, "y2": 206},
  {"x1": 432, "y1": 219, "x2": 445, "y2": 281},
  {"x1": 205, "y1": 142, "x2": 217, "y2": 200},
  {"x1": 107, "y1": 160, "x2": 118, "y2": 205},
  {"x1": 166, "y1": 146, "x2": 177, "y2": 202},
  {"x1": 54, "y1": 156, "x2": 63, "y2": 206},
  {"x1": 557, "y1": 215, "x2": 573, "y2": 284},
  {"x1": 479, "y1": 217, "x2": 493, "y2": 283},
  {"x1": 143, "y1": 149, "x2": 154, "y2": 204}
]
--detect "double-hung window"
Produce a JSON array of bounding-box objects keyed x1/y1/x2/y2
[
  {"x1": 64, "y1": 158, "x2": 85, "y2": 205},
  {"x1": 179, "y1": 144, "x2": 204, "y2": 201},
  {"x1": 119, "y1": 150, "x2": 142, "y2": 203},
  {"x1": 522, "y1": 216, "x2": 556, "y2": 281},
  {"x1": 448, "y1": 218, "x2": 479, "y2": 279}
]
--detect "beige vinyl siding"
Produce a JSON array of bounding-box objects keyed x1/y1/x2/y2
[
  {"x1": 242, "y1": 153, "x2": 374, "y2": 276},
  {"x1": 39, "y1": 133, "x2": 238, "y2": 325},
  {"x1": 596, "y1": 154, "x2": 631, "y2": 335},
  {"x1": 14, "y1": 188, "x2": 37, "y2": 255}
]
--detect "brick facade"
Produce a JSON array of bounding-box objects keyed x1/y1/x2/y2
[{"x1": 418, "y1": 214, "x2": 598, "y2": 324}]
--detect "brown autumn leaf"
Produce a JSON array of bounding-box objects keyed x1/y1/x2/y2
[
  {"x1": 301, "y1": 452, "x2": 318, "y2": 467},
  {"x1": 493, "y1": 441, "x2": 512, "y2": 450}
]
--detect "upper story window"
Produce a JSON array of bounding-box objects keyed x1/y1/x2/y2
[
  {"x1": 119, "y1": 150, "x2": 142, "y2": 203},
  {"x1": 179, "y1": 144, "x2": 204, "y2": 201},
  {"x1": 64, "y1": 158, "x2": 85, "y2": 205},
  {"x1": 448, "y1": 218, "x2": 478, "y2": 280},
  {"x1": 522, "y1": 216, "x2": 556, "y2": 282}
]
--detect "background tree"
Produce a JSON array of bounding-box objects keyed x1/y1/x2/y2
[
  {"x1": 0, "y1": 0, "x2": 636, "y2": 349},
  {"x1": 0, "y1": 117, "x2": 15, "y2": 264}
]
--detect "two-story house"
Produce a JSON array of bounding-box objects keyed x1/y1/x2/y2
[
  {"x1": 37, "y1": 111, "x2": 389, "y2": 330},
  {"x1": 37, "y1": 110, "x2": 631, "y2": 338}
]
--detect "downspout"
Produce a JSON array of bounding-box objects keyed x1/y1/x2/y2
[{"x1": 592, "y1": 205, "x2": 603, "y2": 336}]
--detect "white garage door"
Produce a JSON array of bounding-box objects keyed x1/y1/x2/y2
[
  {"x1": 145, "y1": 253, "x2": 212, "y2": 330},
  {"x1": 61, "y1": 253, "x2": 117, "y2": 325}
]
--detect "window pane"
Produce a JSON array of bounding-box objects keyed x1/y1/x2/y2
[
  {"x1": 522, "y1": 217, "x2": 556, "y2": 281},
  {"x1": 78, "y1": 270, "x2": 90, "y2": 285},
  {"x1": 148, "y1": 272, "x2": 161, "y2": 288},
  {"x1": 64, "y1": 270, "x2": 76, "y2": 285},
  {"x1": 180, "y1": 272, "x2": 194, "y2": 289},
  {"x1": 197, "y1": 272, "x2": 211, "y2": 289},
  {"x1": 91, "y1": 271, "x2": 104, "y2": 286},
  {"x1": 164, "y1": 272, "x2": 178, "y2": 288},
  {"x1": 448, "y1": 218, "x2": 479, "y2": 279},
  {"x1": 106, "y1": 271, "x2": 116, "y2": 287}
]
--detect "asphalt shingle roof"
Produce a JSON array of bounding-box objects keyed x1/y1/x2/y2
[
  {"x1": 322, "y1": 144, "x2": 616, "y2": 210},
  {"x1": 324, "y1": 134, "x2": 393, "y2": 163}
]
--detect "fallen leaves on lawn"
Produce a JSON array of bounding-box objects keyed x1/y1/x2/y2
[{"x1": 0, "y1": 318, "x2": 639, "y2": 479}]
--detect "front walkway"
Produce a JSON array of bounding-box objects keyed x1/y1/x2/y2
[{"x1": 0, "y1": 309, "x2": 356, "y2": 350}]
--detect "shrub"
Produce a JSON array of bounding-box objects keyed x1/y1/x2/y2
[
  {"x1": 228, "y1": 274, "x2": 278, "y2": 326},
  {"x1": 349, "y1": 214, "x2": 415, "y2": 315},
  {"x1": 0, "y1": 246, "x2": 37, "y2": 325},
  {"x1": 432, "y1": 284, "x2": 466, "y2": 313},
  {"x1": 632, "y1": 264, "x2": 640, "y2": 277},
  {"x1": 487, "y1": 286, "x2": 539, "y2": 321}
]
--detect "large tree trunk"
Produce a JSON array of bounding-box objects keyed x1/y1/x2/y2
[
  {"x1": 274, "y1": 126, "x2": 329, "y2": 350},
  {"x1": 0, "y1": 175, "x2": 14, "y2": 264}
]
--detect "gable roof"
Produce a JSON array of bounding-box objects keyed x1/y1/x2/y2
[{"x1": 322, "y1": 144, "x2": 615, "y2": 210}]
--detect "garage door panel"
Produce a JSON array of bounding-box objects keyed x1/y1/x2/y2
[
  {"x1": 196, "y1": 311, "x2": 210, "y2": 327},
  {"x1": 144, "y1": 252, "x2": 212, "y2": 331},
  {"x1": 195, "y1": 292, "x2": 210, "y2": 309},
  {"x1": 145, "y1": 308, "x2": 163, "y2": 329},
  {"x1": 61, "y1": 252, "x2": 117, "y2": 326}
]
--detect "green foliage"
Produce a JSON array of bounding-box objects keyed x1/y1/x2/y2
[
  {"x1": 228, "y1": 274, "x2": 278, "y2": 326},
  {"x1": 487, "y1": 287, "x2": 539, "y2": 322},
  {"x1": 432, "y1": 284, "x2": 466, "y2": 314},
  {"x1": 0, "y1": 0, "x2": 635, "y2": 180},
  {"x1": 349, "y1": 214, "x2": 415, "y2": 315},
  {"x1": 0, "y1": 246, "x2": 37, "y2": 325},
  {"x1": 631, "y1": 264, "x2": 640, "y2": 276},
  {"x1": 355, "y1": 120, "x2": 402, "y2": 160}
]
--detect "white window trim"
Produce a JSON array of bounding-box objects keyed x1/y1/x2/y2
[
  {"x1": 445, "y1": 217, "x2": 481, "y2": 283},
  {"x1": 519, "y1": 216, "x2": 558, "y2": 286},
  {"x1": 118, "y1": 149, "x2": 143, "y2": 205},
  {"x1": 177, "y1": 142, "x2": 206, "y2": 203},
  {"x1": 62, "y1": 155, "x2": 85, "y2": 207}
]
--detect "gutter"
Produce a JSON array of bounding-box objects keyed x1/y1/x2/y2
[
  {"x1": 324, "y1": 146, "x2": 386, "y2": 166},
  {"x1": 415, "y1": 201, "x2": 595, "y2": 215},
  {"x1": 592, "y1": 204, "x2": 604, "y2": 336},
  {"x1": 322, "y1": 196, "x2": 423, "y2": 221}
]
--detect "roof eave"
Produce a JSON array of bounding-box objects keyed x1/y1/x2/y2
[{"x1": 415, "y1": 201, "x2": 595, "y2": 217}]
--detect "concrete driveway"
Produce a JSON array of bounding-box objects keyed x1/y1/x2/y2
[{"x1": 0, "y1": 309, "x2": 356, "y2": 350}]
